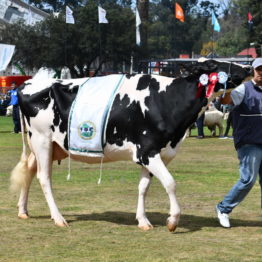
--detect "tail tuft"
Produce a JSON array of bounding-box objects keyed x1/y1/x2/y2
[{"x1": 10, "y1": 153, "x2": 29, "y2": 193}]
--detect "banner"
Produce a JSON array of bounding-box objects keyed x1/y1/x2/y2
[
  {"x1": 98, "y1": 6, "x2": 108, "y2": 23},
  {"x1": 175, "y1": 3, "x2": 184, "y2": 22},
  {"x1": 136, "y1": 8, "x2": 141, "y2": 46},
  {"x1": 66, "y1": 6, "x2": 75, "y2": 24},
  {"x1": 211, "y1": 10, "x2": 220, "y2": 32},
  {"x1": 0, "y1": 44, "x2": 15, "y2": 71}
]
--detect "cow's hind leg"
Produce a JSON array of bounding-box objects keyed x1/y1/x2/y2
[
  {"x1": 145, "y1": 154, "x2": 180, "y2": 232},
  {"x1": 136, "y1": 167, "x2": 153, "y2": 231},
  {"x1": 32, "y1": 135, "x2": 68, "y2": 227}
]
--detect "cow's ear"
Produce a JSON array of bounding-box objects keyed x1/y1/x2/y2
[
  {"x1": 178, "y1": 63, "x2": 191, "y2": 77},
  {"x1": 201, "y1": 60, "x2": 218, "y2": 72}
]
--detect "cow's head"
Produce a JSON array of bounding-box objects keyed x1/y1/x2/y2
[
  {"x1": 198, "y1": 59, "x2": 251, "y2": 89},
  {"x1": 184, "y1": 58, "x2": 252, "y2": 98}
]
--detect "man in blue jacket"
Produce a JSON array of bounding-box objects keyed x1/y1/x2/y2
[
  {"x1": 216, "y1": 58, "x2": 262, "y2": 228},
  {"x1": 9, "y1": 82, "x2": 21, "y2": 133}
]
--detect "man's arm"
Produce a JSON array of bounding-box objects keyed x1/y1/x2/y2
[{"x1": 230, "y1": 83, "x2": 245, "y2": 106}]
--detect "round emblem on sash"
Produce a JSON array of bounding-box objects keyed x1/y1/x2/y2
[
  {"x1": 199, "y1": 74, "x2": 209, "y2": 85},
  {"x1": 78, "y1": 121, "x2": 96, "y2": 140},
  {"x1": 218, "y1": 71, "x2": 228, "y2": 84}
]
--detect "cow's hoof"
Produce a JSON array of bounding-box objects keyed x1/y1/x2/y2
[
  {"x1": 167, "y1": 224, "x2": 177, "y2": 232},
  {"x1": 138, "y1": 224, "x2": 153, "y2": 231},
  {"x1": 55, "y1": 220, "x2": 69, "y2": 227},
  {"x1": 55, "y1": 222, "x2": 68, "y2": 227},
  {"x1": 18, "y1": 213, "x2": 29, "y2": 219},
  {"x1": 167, "y1": 217, "x2": 178, "y2": 232}
]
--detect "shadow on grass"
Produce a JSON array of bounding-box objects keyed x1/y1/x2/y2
[
  {"x1": 55, "y1": 211, "x2": 261, "y2": 233},
  {"x1": 0, "y1": 131, "x2": 12, "y2": 133}
]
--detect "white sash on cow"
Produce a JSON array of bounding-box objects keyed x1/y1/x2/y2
[{"x1": 69, "y1": 74, "x2": 125, "y2": 156}]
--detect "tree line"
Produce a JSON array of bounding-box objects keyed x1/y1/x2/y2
[{"x1": 0, "y1": 0, "x2": 261, "y2": 77}]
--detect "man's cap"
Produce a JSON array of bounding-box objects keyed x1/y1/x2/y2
[{"x1": 252, "y1": 58, "x2": 262, "y2": 69}]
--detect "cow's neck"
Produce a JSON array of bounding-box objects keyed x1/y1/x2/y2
[{"x1": 159, "y1": 78, "x2": 208, "y2": 147}]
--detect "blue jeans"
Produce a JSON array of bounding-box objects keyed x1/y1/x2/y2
[
  {"x1": 217, "y1": 144, "x2": 262, "y2": 214},
  {"x1": 12, "y1": 105, "x2": 21, "y2": 133},
  {"x1": 196, "y1": 113, "x2": 205, "y2": 137}
]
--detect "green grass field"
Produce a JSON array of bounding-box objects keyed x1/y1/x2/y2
[{"x1": 0, "y1": 116, "x2": 262, "y2": 262}]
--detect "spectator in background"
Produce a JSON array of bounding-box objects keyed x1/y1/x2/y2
[
  {"x1": 8, "y1": 82, "x2": 21, "y2": 133},
  {"x1": 196, "y1": 113, "x2": 205, "y2": 139},
  {"x1": 213, "y1": 96, "x2": 222, "y2": 111},
  {"x1": 222, "y1": 103, "x2": 234, "y2": 139}
]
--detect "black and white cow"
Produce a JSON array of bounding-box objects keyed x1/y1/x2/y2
[{"x1": 10, "y1": 59, "x2": 251, "y2": 232}]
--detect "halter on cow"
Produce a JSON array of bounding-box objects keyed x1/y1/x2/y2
[{"x1": 10, "y1": 59, "x2": 251, "y2": 232}]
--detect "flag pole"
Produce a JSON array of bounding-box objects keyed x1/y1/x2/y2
[
  {"x1": 99, "y1": 22, "x2": 102, "y2": 69},
  {"x1": 212, "y1": 29, "x2": 214, "y2": 58},
  {"x1": 212, "y1": 8, "x2": 214, "y2": 58},
  {"x1": 65, "y1": 23, "x2": 67, "y2": 66}
]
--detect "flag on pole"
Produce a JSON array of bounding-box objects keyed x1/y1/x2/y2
[
  {"x1": 66, "y1": 6, "x2": 75, "y2": 24},
  {"x1": 0, "y1": 44, "x2": 15, "y2": 71},
  {"x1": 211, "y1": 10, "x2": 220, "y2": 32},
  {"x1": 98, "y1": 6, "x2": 108, "y2": 23},
  {"x1": 248, "y1": 12, "x2": 253, "y2": 31},
  {"x1": 136, "y1": 8, "x2": 141, "y2": 46},
  {"x1": 175, "y1": 3, "x2": 184, "y2": 22}
]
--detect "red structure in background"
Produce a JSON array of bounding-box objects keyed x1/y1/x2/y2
[
  {"x1": 0, "y1": 75, "x2": 32, "y2": 94},
  {"x1": 237, "y1": 47, "x2": 257, "y2": 58},
  {"x1": 179, "y1": 54, "x2": 190, "y2": 58}
]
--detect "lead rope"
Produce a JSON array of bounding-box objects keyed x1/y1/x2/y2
[
  {"x1": 222, "y1": 82, "x2": 227, "y2": 98},
  {"x1": 97, "y1": 156, "x2": 104, "y2": 184},
  {"x1": 222, "y1": 62, "x2": 232, "y2": 98},
  {"x1": 220, "y1": 63, "x2": 232, "y2": 98}
]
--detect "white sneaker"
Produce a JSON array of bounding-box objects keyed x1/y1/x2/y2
[{"x1": 216, "y1": 205, "x2": 230, "y2": 228}]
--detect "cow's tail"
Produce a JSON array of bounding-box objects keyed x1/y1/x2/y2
[{"x1": 10, "y1": 113, "x2": 34, "y2": 192}]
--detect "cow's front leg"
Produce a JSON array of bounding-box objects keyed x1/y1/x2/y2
[
  {"x1": 145, "y1": 154, "x2": 180, "y2": 232},
  {"x1": 136, "y1": 167, "x2": 153, "y2": 231},
  {"x1": 32, "y1": 135, "x2": 68, "y2": 227}
]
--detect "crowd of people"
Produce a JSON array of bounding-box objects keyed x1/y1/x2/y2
[{"x1": 0, "y1": 81, "x2": 21, "y2": 133}]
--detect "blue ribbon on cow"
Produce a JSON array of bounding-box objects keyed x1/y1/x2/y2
[{"x1": 218, "y1": 71, "x2": 228, "y2": 98}]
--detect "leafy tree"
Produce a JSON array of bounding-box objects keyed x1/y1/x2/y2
[
  {"x1": 147, "y1": 0, "x2": 216, "y2": 59},
  {"x1": 200, "y1": 41, "x2": 217, "y2": 56},
  {"x1": 0, "y1": 0, "x2": 136, "y2": 77},
  {"x1": 28, "y1": 0, "x2": 83, "y2": 12},
  {"x1": 216, "y1": 0, "x2": 262, "y2": 57},
  {"x1": 232, "y1": 0, "x2": 262, "y2": 56}
]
